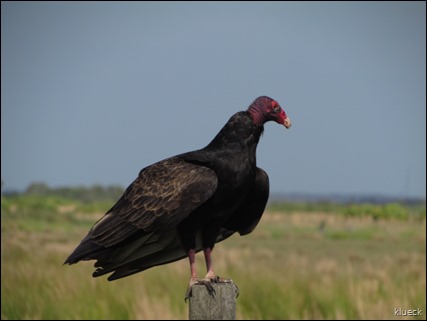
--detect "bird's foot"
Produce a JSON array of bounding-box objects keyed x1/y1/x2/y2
[
  {"x1": 204, "y1": 273, "x2": 240, "y2": 298},
  {"x1": 184, "y1": 274, "x2": 239, "y2": 302},
  {"x1": 185, "y1": 277, "x2": 216, "y2": 302}
]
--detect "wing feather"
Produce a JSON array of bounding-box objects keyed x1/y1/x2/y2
[{"x1": 89, "y1": 157, "x2": 217, "y2": 247}]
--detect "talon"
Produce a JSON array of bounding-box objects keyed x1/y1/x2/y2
[
  {"x1": 185, "y1": 278, "x2": 197, "y2": 302},
  {"x1": 184, "y1": 289, "x2": 191, "y2": 303},
  {"x1": 185, "y1": 278, "x2": 217, "y2": 302},
  {"x1": 199, "y1": 279, "x2": 216, "y2": 297},
  {"x1": 211, "y1": 275, "x2": 220, "y2": 283},
  {"x1": 232, "y1": 280, "x2": 240, "y2": 298},
  {"x1": 184, "y1": 287, "x2": 192, "y2": 303}
]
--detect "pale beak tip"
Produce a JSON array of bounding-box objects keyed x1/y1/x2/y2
[{"x1": 284, "y1": 118, "x2": 292, "y2": 129}]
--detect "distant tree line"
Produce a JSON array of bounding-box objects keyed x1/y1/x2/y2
[{"x1": 5, "y1": 182, "x2": 125, "y2": 203}]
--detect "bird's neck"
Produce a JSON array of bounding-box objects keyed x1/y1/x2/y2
[
  {"x1": 206, "y1": 112, "x2": 263, "y2": 150},
  {"x1": 247, "y1": 103, "x2": 267, "y2": 126}
]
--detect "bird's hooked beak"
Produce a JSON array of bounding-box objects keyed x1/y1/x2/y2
[{"x1": 283, "y1": 117, "x2": 292, "y2": 129}]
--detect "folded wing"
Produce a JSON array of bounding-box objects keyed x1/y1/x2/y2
[{"x1": 64, "y1": 157, "x2": 217, "y2": 263}]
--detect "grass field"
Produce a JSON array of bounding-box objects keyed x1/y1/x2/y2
[{"x1": 1, "y1": 196, "x2": 426, "y2": 320}]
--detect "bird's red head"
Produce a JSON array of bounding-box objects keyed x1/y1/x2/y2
[{"x1": 247, "y1": 96, "x2": 291, "y2": 128}]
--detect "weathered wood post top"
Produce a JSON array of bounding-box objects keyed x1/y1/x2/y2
[{"x1": 189, "y1": 282, "x2": 239, "y2": 320}]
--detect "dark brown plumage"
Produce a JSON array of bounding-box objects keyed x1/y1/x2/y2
[{"x1": 64, "y1": 96, "x2": 291, "y2": 297}]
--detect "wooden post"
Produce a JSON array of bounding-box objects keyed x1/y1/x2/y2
[{"x1": 189, "y1": 282, "x2": 239, "y2": 320}]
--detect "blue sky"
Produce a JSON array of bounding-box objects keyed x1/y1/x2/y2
[{"x1": 1, "y1": 2, "x2": 426, "y2": 199}]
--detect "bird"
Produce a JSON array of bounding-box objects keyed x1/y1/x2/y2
[{"x1": 64, "y1": 96, "x2": 291, "y2": 300}]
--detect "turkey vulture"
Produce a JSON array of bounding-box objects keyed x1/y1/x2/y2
[{"x1": 65, "y1": 96, "x2": 291, "y2": 299}]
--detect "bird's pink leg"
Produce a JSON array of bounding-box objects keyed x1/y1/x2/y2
[
  {"x1": 203, "y1": 247, "x2": 235, "y2": 285},
  {"x1": 203, "y1": 247, "x2": 218, "y2": 281},
  {"x1": 184, "y1": 248, "x2": 238, "y2": 301},
  {"x1": 203, "y1": 248, "x2": 240, "y2": 298},
  {"x1": 185, "y1": 249, "x2": 198, "y2": 301},
  {"x1": 188, "y1": 249, "x2": 198, "y2": 280},
  {"x1": 185, "y1": 249, "x2": 215, "y2": 301}
]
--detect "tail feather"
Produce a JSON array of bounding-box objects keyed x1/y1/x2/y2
[
  {"x1": 64, "y1": 234, "x2": 107, "y2": 265},
  {"x1": 66, "y1": 228, "x2": 237, "y2": 280},
  {"x1": 93, "y1": 229, "x2": 190, "y2": 279},
  {"x1": 102, "y1": 228, "x2": 236, "y2": 280}
]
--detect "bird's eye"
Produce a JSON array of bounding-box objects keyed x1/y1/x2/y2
[{"x1": 271, "y1": 100, "x2": 280, "y2": 113}]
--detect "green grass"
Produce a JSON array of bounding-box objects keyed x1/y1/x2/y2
[
  {"x1": 1, "y1": 195, "x2": 426, "y2": 319},
  {"x1": 269, "y1": 201, "x2": 426, "y2": 221}
]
